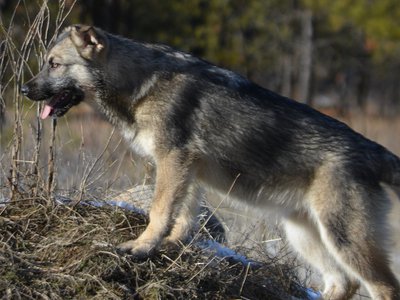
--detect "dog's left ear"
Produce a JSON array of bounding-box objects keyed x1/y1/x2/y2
[{"x1": 70, "y1": 25, "x2": 106, "y2": 60}]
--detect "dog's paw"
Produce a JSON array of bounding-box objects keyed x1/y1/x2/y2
[{"x1": 116, "y1": 239, "x2": 157, "y2": 259}]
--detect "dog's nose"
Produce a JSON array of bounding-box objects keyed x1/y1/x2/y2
[{"x1": 20, "y1": 85, "x2": 29, "y2": 96}]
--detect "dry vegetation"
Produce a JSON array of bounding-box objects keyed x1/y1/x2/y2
[{"x1": 0, "y1": 195, "x2": 308, "y2": 299}]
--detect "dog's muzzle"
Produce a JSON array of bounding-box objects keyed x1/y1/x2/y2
[{"x1": 21, "y1": 84, "x2": 84, "y2": 119}]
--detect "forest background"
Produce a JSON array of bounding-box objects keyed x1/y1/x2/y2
[{"x1": 2, "y1": 0, "x2": 400, "y2": 117}]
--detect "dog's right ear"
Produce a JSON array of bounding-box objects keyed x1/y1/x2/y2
[{"x1": 70, "y1": 25, "x2": 106, "y2": 60}]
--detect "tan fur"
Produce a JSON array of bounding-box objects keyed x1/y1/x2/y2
[{"x1": 303, "y1": 162, "x2": 400, "y2": 299}]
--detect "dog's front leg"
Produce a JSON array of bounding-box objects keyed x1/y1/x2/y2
[
  {"x1": 162, "y1": 184, "x2": 202, "y2": 247},
  {"x1": 117, "y1": 150, "x2": 194, "y2": 258}
]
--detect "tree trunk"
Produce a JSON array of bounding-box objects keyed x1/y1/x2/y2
[
  {"x1": 297, "y1": 10, "x2": 313, "y2": 105},
  {"x1": 281, "y1": 55, "x2": 292, "y2": 98}
]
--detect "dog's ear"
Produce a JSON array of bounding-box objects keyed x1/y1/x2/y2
[{"x1": 70, "y1": 25, "x2": 105, "y2": 60}]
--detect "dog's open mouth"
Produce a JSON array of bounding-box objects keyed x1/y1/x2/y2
[{"x1": 41, "y1": 89, "x2": 84, "y2": 119}]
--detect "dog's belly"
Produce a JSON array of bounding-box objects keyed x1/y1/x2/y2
[{"x1": 196, "y1": 159, "x2": 307, "y2": 216}]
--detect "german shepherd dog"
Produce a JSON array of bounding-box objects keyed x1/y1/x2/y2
[{"x1": 22, "y1": 25, "x2": 400, "y2": 299}]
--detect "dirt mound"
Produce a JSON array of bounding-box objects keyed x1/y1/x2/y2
[{"x1": 0, "y1": 196, "x2": 307, "y2": 299}]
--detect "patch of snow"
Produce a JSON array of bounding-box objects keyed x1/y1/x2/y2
[
  {"x1": 305, "y1": 288, "x2": 322, "y2": 300},
  {"x1": 107, "y1": 200, "x2": 146, "y2": 215},
  {"x1": 197, "y1": 239, "x2": 255, "y2": 265},
  {"x1": 54, "y1": 195, "x2": 73, "y2": 205}
]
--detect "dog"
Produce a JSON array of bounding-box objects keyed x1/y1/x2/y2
[{"x1": 22, "y1": 25, "x2": 400, "y2": 299}]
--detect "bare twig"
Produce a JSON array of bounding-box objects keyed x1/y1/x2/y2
[
  {"x1": 48, "y1": 118, "x2": 57, "y2": 200},
  {"x1": 74, "y1": 128, "x2": 116, "y2": 206}
]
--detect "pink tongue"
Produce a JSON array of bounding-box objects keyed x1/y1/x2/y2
[{"x1": 41, "y1": 104, "x2": 53, "y2": 119}]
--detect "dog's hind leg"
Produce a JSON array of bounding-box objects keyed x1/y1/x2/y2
[
  {"x1": 283, "y1": 212, "x2": 360, "y2": 299},
  {"x1": 310, "y1": 183, "x2": 400, "y2": 300}
]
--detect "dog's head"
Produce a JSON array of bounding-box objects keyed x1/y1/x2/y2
[{"x1": 21, "y1": 25, "x2": 106, "y2": 119}]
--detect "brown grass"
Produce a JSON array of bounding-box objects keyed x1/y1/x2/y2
[{"x1": 0, "y1": 194, "x2": 307, "y2": 299}]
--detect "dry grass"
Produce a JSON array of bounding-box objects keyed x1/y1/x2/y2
[{"x1": 0, "y1": 194, "x2": 307, "y2": 300}]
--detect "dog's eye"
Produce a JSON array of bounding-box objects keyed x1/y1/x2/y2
[{"x1": 50, "y1": 62, "x2": 60, "y2": 69}]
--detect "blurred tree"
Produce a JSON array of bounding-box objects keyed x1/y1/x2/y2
[{"x1": 304, "y1": 0, "x2": 400, "y2": 112}]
